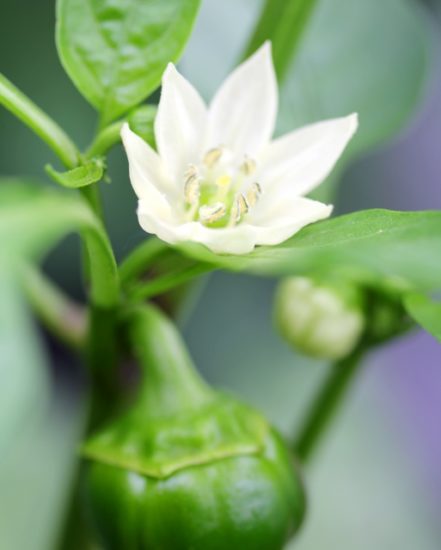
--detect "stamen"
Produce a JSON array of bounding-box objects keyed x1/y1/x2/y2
[
  {"x1": 184, "y1": 166, "x2": 200, "y2": 209},
  {"x1": 203, "y1": 148, "x2": 223, "y2": 169},
  {"x1": 199, "y1": 202, "x2": 226, "y2": 224},
  {"x1": 230, "y1": 193, "x2": 249, "y2": 225},
  {"x1": 240, "y1": 156, "x2": 256, "y2": 176},
  {"x1": 246, "y1": 182, "x2": 262, "y2": 207}
]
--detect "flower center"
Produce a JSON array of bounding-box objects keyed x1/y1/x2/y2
[{"x1": 182, "y1": 147, "x2": 262, "y2": 228}]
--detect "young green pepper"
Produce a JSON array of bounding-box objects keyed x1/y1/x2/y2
[{"x1": 82, "y1": 304, "x2": 305, "y2": 550}]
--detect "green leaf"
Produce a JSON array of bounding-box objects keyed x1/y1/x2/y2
[
  {"x1": 276, "y1": 0, "x2": 431, "y2": 199},
  {"x1": 0, "y1": 400, "x2": 84, "y2": 550},
  {"x1": 56, "y1": 0, "x2": 201, "y2": 124},
  {"x1": 45, "y1": 158, "x2": 105, "y2": 188},
  {"x1": 243, "y1": 0, "x2": 319, "y2": 81},
  {"x1": 128, "y1": 104, "x2": 157, "y2": 148},
  {"x1": 0, "y1": 179, "x2": 118, "y2": 307},
  {"x1": 177, "y1": 209, "x2": 441, "y2": 292},
  {"x1": 0, "y1": 269, "x2": 49, "y2": 452},
  {"x1": 404, "y1": 293, "x2": 441, "y2": 342}
]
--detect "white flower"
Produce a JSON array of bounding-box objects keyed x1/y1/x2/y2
[{"x1": 121, "y1": 42, "x2": 358, "y2": 255}]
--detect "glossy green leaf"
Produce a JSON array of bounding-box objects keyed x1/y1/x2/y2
[
  {"x1": 404, "y1": 292, "x2": 441, "y2": 342},
  {"x1": 177, "y1": 209, "x2": 441, "y2": 292},
  {"x1": 56, "y1": 0, "x2": 201, "y2": 124},
  {"x1": 45, "y1": 158, "x2": 105, "y2": 188}
]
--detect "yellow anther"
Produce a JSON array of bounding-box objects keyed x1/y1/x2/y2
[
  {"x1": 216, "y1": 174, "x2": 232, "y2": 188},
  {"x1": 199, "y1": 202, "x2": 226, "y2": 224},
  {"x1": 240, "y1": 156, "x2": 256, "y2": 176},
  {"x1": 203, "y1": 148, "x2": 223, "y2": 168},
  {"x1": 246, "y1": 182, "x2": 262, "y2": 207},
  {"x1": 230, "y1": 193, "x2": 249, "y2": 225},
  {"x1": 184, "y1": 165, "x2": 200, "y2": 205}
]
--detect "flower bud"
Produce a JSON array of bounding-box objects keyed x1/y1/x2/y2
[
  {"x1": 83, "y1": 305, "x2": 305, "y2": 549},
  {"x1": 274, "y1": 277, "x2": 365, "y2": 360}
]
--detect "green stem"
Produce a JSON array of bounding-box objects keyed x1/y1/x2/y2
[
  {"x1": 242, "y1": 0, "x2": 319, "y2": 82},
  {"x1": 86, "y1": 120, "x2": 123, "y2": 159},
  {"x1": 294, "y1": 347, "x2": 366, "y2": 463},
  {"x1": 120, "y1": 238, "x2": 170, "y2": 285},
  {"x1": 21, "y1": 263, "x2": 87, "y2": 349},
  {"x1": 0, "y1": 73, "x2": 80, "y2": 168},
  {"x1": 128, "y1": 263, "x2": 213, "y2": 303}
]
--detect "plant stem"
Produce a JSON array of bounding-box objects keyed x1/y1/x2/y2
[
  {"x1": 21, "y1": 263, "x2": 87, "y2": 349},
  {"x1": 120, "y1": 238, "x2": 170, "y2": 285},
  {"x1": 242, "y1": 0, "x2": 319, "y2": 82},
  {"x1": 128, "y1": 263, "x2": 213, "y2": 303},
  {"x1": 294, "y1": 347, "x2": 366, "y2": 463},
  {"x1": 86, "y1": 120, "x2": 123, "y2": 158},
  {"x1": 0, "y1": 73, "x2": 80, "y2": 168}
]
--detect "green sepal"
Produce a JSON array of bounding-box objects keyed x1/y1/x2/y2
[
  {"x1": 82, "y1": 304, "x2": 269, "y2": 478},
  {"x1": 45, "y1": 158, "x2": 105, "y2": 188},
  {"x1": 404, "y1": 292, "x2": 441, "y2": 342},
  {"x1": 82, "y1": 393, "x2": 269, "y2": 479}
]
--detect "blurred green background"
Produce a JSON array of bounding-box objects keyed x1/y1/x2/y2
[{"x1": 1, "y1": 0, "x2": 441, "y2": 548}]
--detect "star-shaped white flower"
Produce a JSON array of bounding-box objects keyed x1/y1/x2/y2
[{"x1": 121, "y1": 42, "x2": 357, "y2": 255}]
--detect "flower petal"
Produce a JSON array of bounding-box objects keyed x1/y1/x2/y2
[
  {"x1": 251, "y1": 196, "x2": 333, "y2": 246},
  {"x1": 259, "y1": 114, "x2": 358, "y2": 197},
  {"x1": 121, "y1": 123, "x2": 175, "y2": 219},
  {"x1": 137, "y1": 199, "x2": 260, "y2": 254},
  {"x1": 155, "y1": 63, "x2": 208, "y2": 182},
  {"x1": 207, "y1": 42, "x2": 277, "y2": 160}
]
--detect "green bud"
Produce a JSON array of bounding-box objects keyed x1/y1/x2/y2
[
  {"x1": 83, "y1": 305, "x2": 305, "y2": 549},
  {"x1": 274, "y1": 277, "x2": 365, "y2": 360}
]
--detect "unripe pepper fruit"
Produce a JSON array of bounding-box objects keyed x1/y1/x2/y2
[{"x1": 83, "y1": 305, "x2": 305, "y2": 550}]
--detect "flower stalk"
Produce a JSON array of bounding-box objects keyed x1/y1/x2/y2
[{"x1": 294, "y1": 346, "x2": 366, "y2": 463}]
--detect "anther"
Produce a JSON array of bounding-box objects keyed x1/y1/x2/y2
[
  {"x1": 230, "y1": 193, "x2": 249, "y2": 224},
  {"x1": 203, "y1": 148, "x2": 223, "y2": 169},
  {"x1": 199, "y1": 202, "x2": 226, "y2": 224},
  {"x1": 184, "y1": 165, "x2": 200, "y2": 205},
  {"x1": 240, "y1": 156, "x2": 256, "y2": 176},
  {"x1": 246, "y1": 182, "x2": 262, "y2": 207}
]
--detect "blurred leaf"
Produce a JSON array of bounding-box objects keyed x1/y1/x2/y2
[
  {"x1": 0, "y1": 399, "x2": 85, "y2": 550},
  {"x1": 277, "y1": 0, "x2": 431, "y2": 199},
  {"x1": 56, "y1": 0, "x2": 201, "y2": 124},
  {"x1": 0, "y1": 183, "x2": 87, "y2": 549},
  {"x1": 243, "y1": 0, "x2": 319, "y2": 81},
  {"x1": 0, "y1": 179, "x2": 94, "y2": 260},
  {"x1": 177, "y1": 209, "x2": 441, "y2": 291},
  {"x1": 404, "y1": 292, "x2": 441, "y2": 342},
  {"x1": 45, "y1": 158, "x2": 105, "y2": 189},
  {"x1": 0, "y1": 270, "x2": 49, "y2": 451},
  {"x1": 0, "y1": 179, "x2": 118, "y2": 307}
]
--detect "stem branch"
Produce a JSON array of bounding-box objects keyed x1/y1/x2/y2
[
  {"x1": 21, "y1": 263, "x2": 87, "y2": 349},
  {"x1": 128, "y1": 263, "x2": 213, "y2": 303},
  {"x1": 120, "y1": 238, "x2": 170, "y2": 285},
  {"x1": 0, "y1": 73, "x2": 80, "y2": 168},
  {"x1": 294, "y1": 347, "x2": 366, "y2": 463},
  {"x1": 86, "y1": 120, "x2": 123, "y2": 159}
]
